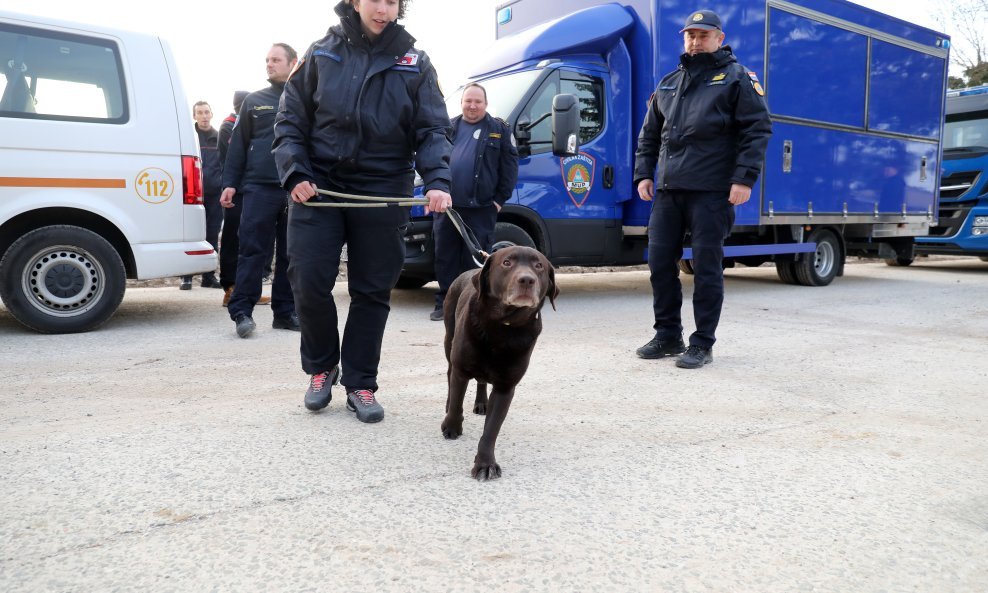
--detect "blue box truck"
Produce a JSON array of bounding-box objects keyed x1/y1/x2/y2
[
  {"x1": 893, "y1": 85, "x2": 988, "y2": 264},
  {"x1": 399, "y1": 0, "x2": 950, "y2": 287}
]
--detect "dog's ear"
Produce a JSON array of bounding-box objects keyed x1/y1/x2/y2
[
  {"x1": 474, "y1": 255, "x2": 494, "y2": 302},
  {"x1": 546, "y1": 260, "x2": 559, "y2": 311}
]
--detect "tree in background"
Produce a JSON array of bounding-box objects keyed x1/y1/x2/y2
[{"x1": 936, "y1": 0, "x2": 988, "y2": 88}]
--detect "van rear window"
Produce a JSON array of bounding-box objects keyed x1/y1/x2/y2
[{"x1": 0, "y1": 24, "x2": 127, "y2": 123}]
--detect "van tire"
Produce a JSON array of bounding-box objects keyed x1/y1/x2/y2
[
  {"x1": 0, "y1": 226, "x2": 126, "y2": 334},
  {"x1": 678, "y1": 260, "x2": 695, "y2": 275},
  {"x1": 491, "y1": 222, "x2": 536, "y2": 252}
]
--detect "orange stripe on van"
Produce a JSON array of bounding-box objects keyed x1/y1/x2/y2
[{"x1": 0, "y1": 177, "x2": 127, "y2": 189}]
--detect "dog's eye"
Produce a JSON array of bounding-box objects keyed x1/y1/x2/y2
[
  {"x1": 502, "y1": 259, "x2": 512, "y2": 267},
  {"x1": 534, "y1": 262, "x2": 544, "y2": 270}
]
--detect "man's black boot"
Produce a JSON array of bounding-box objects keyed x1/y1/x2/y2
[
  {"x1": 234, "y1": 314, "x2": 255, "y2": 338},
  {"x1": 676, "y1": 345, "x2": 713, "y2": 369},
  {"x1": 635, "y1": 335, "x2": 686, "y2": 359},
  {"x1": 272, "y1": 312, "x2": 301, "y2": 331}
]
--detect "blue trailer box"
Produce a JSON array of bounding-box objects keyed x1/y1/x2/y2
[
  {"x1": 400, "y1": 0, "x2": 949, "y2": 287},
  {"x1": 905, "y1": 85, "x2": 988, "y2": 263}
]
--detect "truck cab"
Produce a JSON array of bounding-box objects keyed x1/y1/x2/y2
[{"x1": 908, "y1": 85, "x2": 988, "y2": 263}]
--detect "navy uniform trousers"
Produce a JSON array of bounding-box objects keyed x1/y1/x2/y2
[
  {"x1": 287, "y1": 200, "x2": 407, "y2": 391},
  {"x1": 648, "y1": 190, "x2": 735, "y2": 349},
  {"x1": 433, "y1": 204, "x2": 497, "y2": 307},
  {"x1": 227, "y1": 183, "x2": 294, "y2": 319}
]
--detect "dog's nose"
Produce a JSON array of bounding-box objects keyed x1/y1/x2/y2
[{"x1": 516, "y1": 272, "x2": 535, "y2": 287}]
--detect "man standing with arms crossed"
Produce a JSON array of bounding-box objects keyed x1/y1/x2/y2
[
  {"x1": 430, "y1": 83, "x2": 518, "y2": 321},
  {"x1": 634, "y1": 10, "x2": 772, "y2": 368}
]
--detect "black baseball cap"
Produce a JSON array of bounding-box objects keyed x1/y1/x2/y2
[{"x1": 680, "y1": 10, "x2": 722, "y2": 33}]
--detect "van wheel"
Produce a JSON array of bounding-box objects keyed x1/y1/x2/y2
[
  {"x1": 678, "y1": 260, "x2": 695, "y2": 275},
  {"x1": 794, "y1": 229, "x2": 841, "y2": 286},
  {"x1": 491, "y1": 222, "x2": 536, "y2": 252},
  {"x1": 0, "y1": 226, "x2": 126, "y2": 333}
]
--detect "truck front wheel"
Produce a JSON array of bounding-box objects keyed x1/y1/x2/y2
[
  {"x1": 491, "y1": 222, "x2": 536, "y2": 252},
  {"x1": 0, "y1": 225, "x2": 126, "y2": 333},
  {"x1": 794, "y1": 229, "x2": 841, "y2": 286}
]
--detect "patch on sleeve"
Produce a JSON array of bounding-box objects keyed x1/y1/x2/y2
[
  {"x1": 398, "y1": 52, "x2": 419, "y2": 66},
  {"x1": 747, "y1": 71, "x2": 765, "y2": 96}
]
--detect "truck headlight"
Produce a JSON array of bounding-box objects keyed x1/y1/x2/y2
[{"x1": 973, "y1": 216, "x2": 988, "y2": 227}]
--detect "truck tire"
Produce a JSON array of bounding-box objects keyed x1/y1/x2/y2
[
  {"x1": 678, "y1": 260, "x2": 695, "y2": 275},
  {"x1": 394, "y1": 275, "x2": 429, "y2": 289},
  {"x1": 775, "y1": 260, "x2": 800, "y2": 285},
  {"x1": 491, "y1": 222, "x2": 536, "y2": 252},
  {"x1": 884, "y1": 256, "x2": 914, "y2": 267},
  {"x1": 794, "y1": 229, "x2": 841, "y2": 286},
  {"x1": 0, "y1": 226, "x2": 126, "y2": 334}
]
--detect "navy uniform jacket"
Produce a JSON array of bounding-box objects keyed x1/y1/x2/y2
[
  {"x1": 273, "y1": 1, "x2": 451, "y2": 197},
  {"x1": 634, "y1": 46, "x2": 772, "y2": 192},
  {"x1": 222, "y1": 82, "x2": 286, "y2": 189},
  {"x1": 195, "y1": 125, "x2": 221, "y2": 196},
  {"x1": 450, "y1": 113, "x2": 518, "y2": 208}
]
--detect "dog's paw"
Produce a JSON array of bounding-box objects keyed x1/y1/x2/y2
[
  {"x1": 441, "y1": 420, "x2": 462, "y2": 440},
  {"x1": 472, "y1": 401, "x2": 487, "y2": 415},
  {"x1": 471, "y1": 461, "x2": 502, "y2": 481}
]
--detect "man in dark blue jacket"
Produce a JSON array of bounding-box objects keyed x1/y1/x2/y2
[
  {"x1": 180, "y1": 101, "x2": 223, "y2": 291},
  {"x1": 430, "y1": 83, "x2": 518, "y2": 320},
  {"x1": 634, "y1": 10, "x2": 771, "y2": 369},
  {"x1": 221, "y1": 43, "x2": 300, "y2": 338},
  {"x1": 274, "y1": 0, "x2": 452, "y2": 423}
]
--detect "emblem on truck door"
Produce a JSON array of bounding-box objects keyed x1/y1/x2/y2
[{"x1": 560, "y1": 152, "x2": 595, "y2": 208}]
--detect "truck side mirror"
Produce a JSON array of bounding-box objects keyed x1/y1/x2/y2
[
  {"x1": 551, "y1": 93, "x2": 580, "y2": 156},
  {"x1": 515, "y1": 115, "x2": 532, "y2": 158}
]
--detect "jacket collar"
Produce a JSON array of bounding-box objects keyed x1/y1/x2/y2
[{"x1": 679, "y1": 45, "x2": 736, "y2": 72}]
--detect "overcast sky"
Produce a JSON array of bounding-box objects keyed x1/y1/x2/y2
[{"x1": 1, "y1": 0, "x2": 947, "y2": 127}]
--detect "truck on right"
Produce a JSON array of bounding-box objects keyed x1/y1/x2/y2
[{"x1": 894, "y1": 85, "x2": 988, "y2": 265}]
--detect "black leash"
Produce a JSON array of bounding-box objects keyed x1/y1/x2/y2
[{"x1": 301, "y1": 188, "x2": 489, "y2": 267}]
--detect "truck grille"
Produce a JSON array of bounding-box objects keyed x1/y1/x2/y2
[
  {"x1": 939, "y1": 171, "x2": 979, "y2": 199},
  {"x1": 930, "y1": 200, "x2": 976, "y2": 236}
]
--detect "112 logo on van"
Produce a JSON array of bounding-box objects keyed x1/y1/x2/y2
[{"x1": 135, "y1": 168, "x2": 174, "y2": 204}]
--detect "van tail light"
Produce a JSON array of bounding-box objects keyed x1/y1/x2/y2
[{"x1": 182, "y1": 155, "x2": 203, "y2": 205}]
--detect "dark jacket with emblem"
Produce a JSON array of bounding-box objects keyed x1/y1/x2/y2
[
  {"x1": 196, "y1": 125, "x2": 222, "y2": 196},
  {"x1": 634, "y1": 46, "x2": 771, "y2": 192},
  {"x1": 450, "y1": 113, "x2": 518, "y2": 208},
  {"x1": 222, "y1": 82, "x2": 285, "y2": 189},
  {"x1": 273, "y1": 1, "x2": 451, "y2": 197}
]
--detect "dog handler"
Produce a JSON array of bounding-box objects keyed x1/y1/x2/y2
[
  {"x1": 274, "y1": 0, "x2": 453, "y2": 422},
  {"x1": 633, "y1": 9, "x2": 772, "y2": 368}
]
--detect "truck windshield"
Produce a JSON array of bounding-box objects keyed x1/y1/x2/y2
[
  {"x1": 445, "y1": 70, "x2": 542, "y2": 121},
  {"x1": 943, "y1": 112, "x2": 988, "y2": 151}
]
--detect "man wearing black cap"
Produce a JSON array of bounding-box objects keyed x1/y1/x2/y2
[{"x1": 633, "y1": 9, "x2": 772, "y2": 369}]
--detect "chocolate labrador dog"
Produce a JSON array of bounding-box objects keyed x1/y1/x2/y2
[{"x1": 441, "y1": 246, "x2": 558, "y2": 480}]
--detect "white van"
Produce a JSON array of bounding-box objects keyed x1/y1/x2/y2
[{"x1": 0, "y1": 10, "x2": 216, "y2": 333}]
